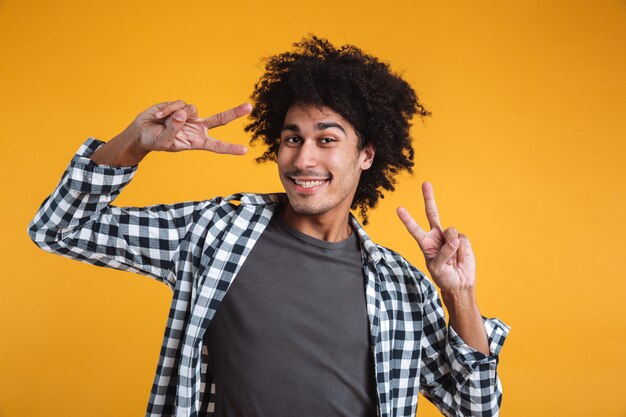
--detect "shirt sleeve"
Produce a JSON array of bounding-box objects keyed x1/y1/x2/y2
[
  {"x1": 418, "y1": 275, "x2": 510, "y2": 417},
  {"x1": 27, "y1": 138, "x2": 212, "y2": 289}
]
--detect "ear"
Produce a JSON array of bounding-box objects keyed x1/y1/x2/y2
[{"x1": 359, "y1": 144, "x2": 375, "y2": 170}]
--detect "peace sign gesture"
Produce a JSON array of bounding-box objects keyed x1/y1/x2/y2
[
  {"x1": 90, "y1": 100, "x2": 252, "y2": 167},
  {"x1": 138, "y1": 100, "x2": 251, "y2": 154},
  {"x1": 397, "y1": 182, "x2": 476, "y2": 293}
]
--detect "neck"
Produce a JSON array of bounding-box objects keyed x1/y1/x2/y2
[{"x1": 281, "y1": 204, "x2": 353, "y2": 242}]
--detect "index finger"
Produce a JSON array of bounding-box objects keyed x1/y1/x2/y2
[
  {"x1": 422, "y1": 181, "x2": 442, "y2": 230},
  {"x1": 154, "y1": 100, "x2": 187, "y2": 118},
  {"x1": 203, "y1": 103, "x2": 252, "y2": 130},
  {"x1": 397, "y1": 207, "x2": 428, "y2": 247},
  {"x1": 202, "y1": 135, "x2": 248, "y2": 155}
]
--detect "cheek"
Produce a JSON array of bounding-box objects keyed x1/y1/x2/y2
[
  {"x1": 276, "y1": 147, "x2": 289, "y2": 168},
  {"x1": 330, "y1": 158, "x2": 361, "y2": 185},
  {"x1": 326, "y1": 151, "x2": 351, "y2": 168}
]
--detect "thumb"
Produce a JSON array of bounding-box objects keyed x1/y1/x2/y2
[{"x1": 156, "y1": 110, "x2": 187, "y2": 150}]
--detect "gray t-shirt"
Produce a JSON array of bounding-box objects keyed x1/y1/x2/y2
[{"x1": 204, "y1": 208, "x2": 378, "y2": 416}]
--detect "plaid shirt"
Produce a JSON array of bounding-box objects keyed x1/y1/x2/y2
[{"x1": 29, "y1": 138, "x2": 509, "y2": 417}]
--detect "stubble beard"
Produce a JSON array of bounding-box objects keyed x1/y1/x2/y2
[
  {"x1": 286, "y1": 181, "x2": 356, "y2": 219},
  {"x1": 282, "y1": 168, "x2": 336, "y2": 216},
  {"x1": 287, "y1": 196, "x2": 334, "y2": 217}
]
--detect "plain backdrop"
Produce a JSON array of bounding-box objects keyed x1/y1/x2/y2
[{"x1": 1, "y1": 1, "x2": 625, "y2": 416}]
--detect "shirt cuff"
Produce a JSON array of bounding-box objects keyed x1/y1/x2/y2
[
  {"x1": 65, "y1": 138, "x2": 138, "y2": 194},
  {"x1": 444, "y1": 317, "x2": 510, "y2": 386}
]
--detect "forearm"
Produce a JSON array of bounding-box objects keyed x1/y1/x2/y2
[
  {"x1": 441, "y1": 288, "x2": 490, "y2": 355},
  {"x1": 27, "y1": 138, "x2": 201, "y2": 285},
  {"x1": 29, "y1": 139, "x2": 137, "y2": 249},
  {"x1": 419, "y1": 277, "x2": 509, "y2": 416},
  {"x1": 90, "y1": 128, "x2": 149, "y2": 167}
]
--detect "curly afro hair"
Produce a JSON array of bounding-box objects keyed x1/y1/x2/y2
[{"x1": 245, "y1": 35, "x2": 430, "y2": 224}]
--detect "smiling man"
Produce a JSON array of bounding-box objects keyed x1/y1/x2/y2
[
  {"x1": 278, "y1": 104, "x2": 375, "y2": 240},
  {"x1": 28, "y1": 36, "x2": 509, "y2": 417}
]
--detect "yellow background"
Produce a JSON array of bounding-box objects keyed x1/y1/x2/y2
[{"x1": 1, "y1": 0, "x2": 625, "y2": 416}]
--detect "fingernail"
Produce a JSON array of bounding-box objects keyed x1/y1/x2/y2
[
  {"x1": 173, "y1": 111, "x2": 185, "y2": 121},
  {"x1": 155, "y1": 111, "x2": 163, "y2": 118}
]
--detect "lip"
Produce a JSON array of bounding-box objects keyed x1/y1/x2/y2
[{"x1": 287, "y1": 177, "x2": 330, "y2": 194}]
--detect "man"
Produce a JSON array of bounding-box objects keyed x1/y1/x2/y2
[{"x1": 29, "y1": 36, "x2": 509, "y2": 417}]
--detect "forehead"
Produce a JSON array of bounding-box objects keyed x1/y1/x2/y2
[{"x1": 283, "y1": 103, "x2": 354, "y2": 130}]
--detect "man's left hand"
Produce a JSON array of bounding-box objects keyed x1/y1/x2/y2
[{"x1": 397, "y1": 182, "x2": 476, "y2": 294}]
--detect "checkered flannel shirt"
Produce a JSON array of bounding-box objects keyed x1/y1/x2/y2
[{"x1": 29, "y1": 138, "x2": 509, "y2": 417}]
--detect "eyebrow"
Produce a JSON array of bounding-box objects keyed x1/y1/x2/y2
[{"x1": 281, "y1": 122, "x2": 346, "y2": 135}]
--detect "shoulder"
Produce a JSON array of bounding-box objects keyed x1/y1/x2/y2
[
  {"x1": 376, "y1": 243, "x2": 421, "y2": 274},
  {"x1": 183, "y1": 192, "x2": 285, "y2": 226},
  {"x1": 372, "y1": 243, "x2": 438, "y2": 295},
  {"x1": 235, "y1": 192, "x2": 288, "y2": 206},
  {"x1": 194, "y1": 192, "x2": 286, "y2": 212}
]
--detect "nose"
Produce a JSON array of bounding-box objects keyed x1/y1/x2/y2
[{"x1": 292, "y1": 141, "x2": 319, "y2": 170}]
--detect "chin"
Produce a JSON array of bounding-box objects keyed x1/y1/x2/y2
[{"x1": 287, "y1": 198, "x2": 334, "y2": 217}]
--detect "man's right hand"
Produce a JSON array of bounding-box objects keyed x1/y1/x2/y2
[{"x1": 90, "y1": 100, "x2": 252, "y2": 167}]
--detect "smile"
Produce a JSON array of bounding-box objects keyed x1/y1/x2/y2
[{"x1": 289, "y1": 177, "x2": 330, "y2": 189}]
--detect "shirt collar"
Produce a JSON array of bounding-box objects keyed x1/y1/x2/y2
[
  {"x1": 235, "y1": 192, "x2": 288, "y2": 205},
  {"x1": 349, "y1": 214, "x2": 384, "y2": 265},
  {"x1": 231, "y1": 192, "x2": 384, "y2": 266}
]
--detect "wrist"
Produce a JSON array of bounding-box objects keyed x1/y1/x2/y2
[
  {"x1": 119, "y1": 127, "x2": 150, "y2": 160},
  {"x1": 90, "y1": 126, "x2": 149, "y2": 167},
  {"x1": 441, "y1": 287, "x2": 479, "y2": 312}
]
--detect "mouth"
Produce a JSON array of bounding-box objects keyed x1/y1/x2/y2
[{"x1": 288, "y1": 176, "x2": 330, "y2": 192}]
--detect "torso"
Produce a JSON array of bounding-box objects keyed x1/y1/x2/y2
[{"x1": 204, "y1": 208, "x2": 378, "y2": 416}]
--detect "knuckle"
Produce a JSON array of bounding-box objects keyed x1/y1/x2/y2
[
  {"x1": 217, "y1": 141, "x2": 228, "y2": 153},
  {"x1": 426, "y1": 208, "x2": 438, "y2": 217}
]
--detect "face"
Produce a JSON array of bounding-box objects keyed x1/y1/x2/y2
[{"x1": 277, "y1": 103, "x2": 375, "y2": 219}]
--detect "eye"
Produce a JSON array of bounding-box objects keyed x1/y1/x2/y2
[
  {"x1": 320, "y1": 137, "x2": 336, "y2": 144},
  {"x1": 283, "y1": 136, "x2": 302, "y2": 145}
]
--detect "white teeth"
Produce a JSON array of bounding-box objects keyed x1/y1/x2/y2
[{"x1": 293, "y1": 179, "x2": 327, "y2": 188}]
